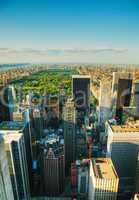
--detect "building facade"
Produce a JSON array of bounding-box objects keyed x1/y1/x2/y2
[
  {"x1": 135, "y1": 153, "x2": 139, "y2": 194},
  {"x1": 106, "y1": 121, "x2": 139, "y2": 198},
  {"x1": 0, "y1": 136, "x2": 14, "y2": 200},
  {"x1": 63, "y1": 99, "x2": 76, "y2": 169},
  {"x1": 89, "y1": 158, "x2": 119, "y2": 200},
  {"x1": 134, "y1": 81, "x2": 139, "y2": 119},
  {"x1": 111, "y1": 72, "x2": 133, "y2": 123},
  {"x1": 98, "y1": 81, "x2": 112, "y2": 126},
  {"x1": 39, "y1": 134, "x2": 65, "y2": 196},
  {"x1": 78, "y1": 162, "x2": 89, "y2": 195},
  {"x1": 72, "y1": 75, "x2": 91, "y2": 112},
  {"x1": 0, "y1": 85, "x2": 10, "y2": 122},
  {"x1": 0, "y1": 121, "x2": 30, "y2": 200}
]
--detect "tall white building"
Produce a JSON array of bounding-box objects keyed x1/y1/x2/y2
[
  {"x1": 0, "y1": 136, "x2": 14, "y2": 200},
  {"x1": 89, "y1": 158, "x2": 119, "y2": 200},
  {"x1": 0, "y1": 121, "x2": 30, "y2": 200},
  {"x1": 106, "y1": 120, "x2": 139, "y2": 197}
]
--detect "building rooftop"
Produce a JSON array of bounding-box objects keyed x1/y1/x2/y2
[
  {"x1": 111, "y1": 125, "x2": 139, "y2": 133},
  {"x1": 40, "y1": 133, "x2": 64, "y2": 146},
  {"x1": 113, "y1": 72, "x2": 133, "y2": 79},
  {"x1": 13, "y1": 111, "x2": 23, "y2": 120},
  {"x1": 4, "y1": 133, "x2": 22, "y2": 143},
  {"x1": 72, "y1": 75, "x2": 91, "y2": 79},
  {"x1": 0, "y1": 121, "x2": 25, "y2": 131},
  {"x1": 40, "y1": 132, "x2": 64, "y2": 158},
  {"x1": 134, "y1": 194, "x2": 139, "y2": 200},
  {"x1": 134, "y1": 80, "x2": 139, "y2": 84},
  {"x1": 108, "y1": 120, "x2": 139, "y2": 133},
  {"x1": 92, "y1": 158, "x2": 118, "y2": 180}
]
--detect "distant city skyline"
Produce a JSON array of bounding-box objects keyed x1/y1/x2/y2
[{"x1": 0, "y1": 0, "x2": 139, "y2": 64}]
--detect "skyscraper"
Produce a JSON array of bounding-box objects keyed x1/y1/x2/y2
[
  {"x1": 39, "y1": 134, "x2": 65, "y2": 196},
  {"x1": 71, "y1": 159, "x2": 89, "y2": 199},
  {"x1": 134, "y1": 81, "x2": 139, "y2": 119},
  {"x1": 111, "y1": 72, "x2": 133, "y2": 123},
  {"x1": 31, "y1": 107, "x2": 43, "y2": 140},
  {"x1": 89, "y1": 158, "x2": 119, "y2": 200},
  {"x1": 23, "y1": 109, "x2": 34, "y2": 192},
  {"x1": 72, "y1": 75, "x2": 91, "y2": 112},
  {"x1": 43, "y1": 95, "x2": 59, "y2": 128},
  {"x1": 0, "y1": 135, "x2": 14, "y2": 200},
  {"x1": 0, "y1": 85, "x2": 10, "y2": 122},
  {"x1": 63, "y1": 99, "x2": 76, "y2": 169},
  {"x1": 46, "y1": 95, "x2": 60, "y2": 119},
  {"x1": 0, "y1": 121, "x2": 30, "y2": 200},
  {"x1": 135, "y1": 153, "x2": 139, "y2": 194},
  {"x1": 98, "y1": 80, "x2": 112, "y2": 125},
  {"x1": 106, "y1": 120, "x2": 139, "y2": 199},
  {"x1": 77, "y1": 161, "x2": 89, "y2": 195},
  {"x1": 8, "y1": 85, "x2": 16, "y2": 120}
]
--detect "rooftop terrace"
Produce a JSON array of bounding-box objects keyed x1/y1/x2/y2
[
  {"x1": 92, "y1": 158, "x2": 118, "y2": 180},
  {"x1": 111, "y1": 125, "x2": 139, "y2": 133}
]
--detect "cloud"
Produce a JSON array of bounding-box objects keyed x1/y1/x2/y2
[
  {"x1": 0, "y1": 47, "x2": 128, "y2": 57},
  {"x1": 0, "y1": 47, "x2": 129, "y2": 64},
  {"x1": 53, "y1": 48, "x2": 128, "y2": 55}
]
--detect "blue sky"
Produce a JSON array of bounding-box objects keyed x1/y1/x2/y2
[{"x1": 0, "y1": 0, "x2": 139, "y2": 63}]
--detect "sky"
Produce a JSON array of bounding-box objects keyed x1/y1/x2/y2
[{"x1": 0, "y1": 0, "x2": 139, "y2": 64}]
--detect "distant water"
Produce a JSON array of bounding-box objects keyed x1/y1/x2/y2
[{"x1": 0, "y1": 63, "x2": 30, "y2": 71}]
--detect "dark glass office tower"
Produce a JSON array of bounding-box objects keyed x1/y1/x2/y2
[
  {"x1": 0, "y1": 85, "x2": 10, "y2": 122},
  {"x1": 116, "y1": 79, "x2": 132, "y2": 123},
  {"x1": 72, "y1": 75, "x2": 91, "y2": 113},
  {"x1": 134, "y1": 81, "x2": 139, "y2": 119},
  {"x1": 39, "y1": 134, "x2": 65, "y2": 196},
  {"x1": 112, "y1": 72, "x2": 133, "y2": 124},
  {"x1": 63, "y1": 99, "x2": 76, "y2": 170}
]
